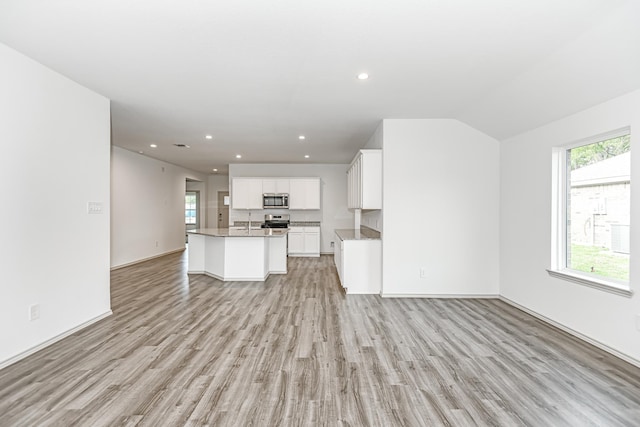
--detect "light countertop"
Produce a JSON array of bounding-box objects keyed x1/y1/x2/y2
[
  {"x1": 188, "y1": 228, "x2": 288, "y2": 237},
  {"x1": 335, "y1": 228, "x2": 381, "y2": 241}
]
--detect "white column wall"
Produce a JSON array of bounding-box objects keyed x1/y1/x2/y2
[
  {"x1": 0, "y1": 43, "x2": 111, "y2": 366},
  {"x1": 381, "y1": 119, "x2": 500, "y2": 297},
  {"x1": 500, "y1": 89, "x2": 640, "y2": 363}
]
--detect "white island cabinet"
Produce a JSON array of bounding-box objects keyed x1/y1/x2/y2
[
  {"x1": 188, "y1": 228, "x2": 287, "y2": 281},
  {"x1": 334, "y1": 229, "x2": 381, "y2": 294}
]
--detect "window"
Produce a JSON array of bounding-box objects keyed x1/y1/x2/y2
[
  {"x1": 549, "y1": 129, "x2": 632, "y2": 297},
  {"x1": 185, "y1": 192, "x2": 197, "y2": 225}
]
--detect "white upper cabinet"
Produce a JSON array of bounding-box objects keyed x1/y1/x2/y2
[
  {"x1": 231, "y1": 178, "x2": 263, "y2": 209},
  {"x1": 262, "y1": 178, "x2": 290, "y2": 194},
  {"x1": 347, "y1": 149, "x2": 382, "y2": 210},
  {"x1": 231, "y1": 177, "x2": 320, "y2": 210},
  {"x1": 289, "y1": 178, "x2": 320, "y2": 210}
]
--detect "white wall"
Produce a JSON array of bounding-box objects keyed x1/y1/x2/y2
[
  {"x1": 0, "y1": 43, "x2": 111, "y2": 366},
  {"x1": 381, "y1": 119, "x2": 500, "y2": 296},
  {"x1": 206, "y1": 174, "x2": 230, "y2": 227},
  {"x1": 500, "y1": 89, "x2": 640, "y2": 363},
  {"x1": 229, "y1": 164, "x2": 351, "y2": 253},
  {"x1": 111, "y1": 147, "x2": 207, "y2": 268}
]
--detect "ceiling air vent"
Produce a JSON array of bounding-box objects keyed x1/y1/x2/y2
[{"x1": 173, "y1": 143, "x2": 190, "y2": 148}]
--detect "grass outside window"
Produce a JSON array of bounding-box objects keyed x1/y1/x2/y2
[{"x1": 569, "y1": 244, "x2": 629, "y2": 282}]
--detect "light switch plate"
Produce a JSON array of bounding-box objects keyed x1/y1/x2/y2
[
  {"x1": 29, "y1": 304, "x2": 40, "y2": 321},
  {"x1": 87, "y1": 201, "x2": 104, "y2": 214}
]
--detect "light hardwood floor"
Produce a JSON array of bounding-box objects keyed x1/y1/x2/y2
[{"x1": 1, "y1": 251, "x2": 639, "y2": 426}]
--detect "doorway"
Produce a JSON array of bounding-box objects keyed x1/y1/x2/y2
[
  {"x1": 217, "y1": 191, "x2": 230, "y2": 228},
  {"x1": 185, "y1": 190, "x2": 200, "y2": 242}
]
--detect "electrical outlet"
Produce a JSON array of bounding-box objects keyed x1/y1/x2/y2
[
  {"x1": 330, "y1": 241, "x2": 334, "y2": 248},
  {"x1": 29, "y1": 304, "x2": 40, "y2": 321},
  {"x1": 155, "y1": 241, "x2": 159, "y2": 247},
  {"x1": 420, "y1": 268, "x2": 426, "y2": 278}
]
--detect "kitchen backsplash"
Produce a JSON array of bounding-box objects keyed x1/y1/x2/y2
[
  {"x1": 229, "y1": 210, "x2": 322, "y2": 225},
  {"x1": 361, "y1": 210, "x2": 382, "y2": 232},
  {"x1": 289, "y1": 221, "x2": 321, "y2": 227}
]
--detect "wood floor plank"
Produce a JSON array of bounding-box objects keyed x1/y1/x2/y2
[{"x1": 1, "y1": 251, "x2": 639, "y2": 426}]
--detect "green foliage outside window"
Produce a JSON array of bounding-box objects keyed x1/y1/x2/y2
[{"x1": 569, "y1": 135, "x2": 630, "y2": 170}]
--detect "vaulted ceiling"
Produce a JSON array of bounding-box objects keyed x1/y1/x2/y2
[{"x1": 1, "y1": 0, "x2": 639, "y2": 174}]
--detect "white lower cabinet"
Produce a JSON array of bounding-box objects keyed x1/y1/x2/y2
[
  {"x1": 334, "y1": 238, "x2": 343, "y2": 284},
  {"x1": 288, "y1": 226, "x2": 320, "y2": 257},
  {"x1": 334, "y1": 231, "x2": 381, "y2": 294}
]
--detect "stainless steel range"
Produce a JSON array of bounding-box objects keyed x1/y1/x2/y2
[{"x1": 261, "y1": 214, "x2": 290, "y2": 229}]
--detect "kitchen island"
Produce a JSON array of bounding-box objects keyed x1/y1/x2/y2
[{"x1": 187, "y1": 228, "x2": 288, "y2": 281}]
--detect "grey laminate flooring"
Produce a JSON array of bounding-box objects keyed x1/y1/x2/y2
[{"x1": 1, "y1": 252, "x2": 639, "y2": 426}]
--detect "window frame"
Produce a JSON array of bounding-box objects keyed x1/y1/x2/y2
[
  {"x1": 548, "y1": 127, "x2": 633, "y2": 298},
  {"x1": 185, "y1": 191, "x2": 198, "y2": 226}
]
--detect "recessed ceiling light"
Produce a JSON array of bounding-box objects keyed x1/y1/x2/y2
[
  {"x1": 150, "y1": 144, "x2": 157, "y2": 148},
  {"x1": 304, "y1": 155, "x2": 310, "y2": 159},
  {"x1": 205, "y1": 135, "x2": 213, "y2": 140},
  {"x1": 235, "y1": 154, "x2": 242, "y2": 159},
  {"x1": 298, "y1": 135, "x2": 306, "y2": 140},
  {"x1": 357, "y1": 73, "x2": 369, "y2": 80},
  {"x1": 212, "y1": 168, "x2": 218, "y2": 172},
  {"x1": 138, "y1": 150, "x2": 144, "y2": 154}
]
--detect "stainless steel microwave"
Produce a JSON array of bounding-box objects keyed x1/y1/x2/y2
[{"x1": 263, "y1": 193, "x2": 289, "y2": 209}]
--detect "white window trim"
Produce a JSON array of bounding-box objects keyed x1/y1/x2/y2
[{"x1": 548, "y1": 127, "x2": 633, "y2": 298}]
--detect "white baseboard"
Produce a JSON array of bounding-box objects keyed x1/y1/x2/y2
[
  {"x1": 381, "y1": 293, "x2": 499, "y2": 299},
  {"x1": 111, "y1": 248, "x2": 185, "y2": 270},
  {"x1": 202, "y1": 271, "x2": 269, "y2": 282},
  {"x1": 0, "y1": 310, "x2": 113, "y2": 371},
  {"x1": 499, "y1": 296, "x2": 640, "y2": 369},
  {"x1": 346, "y1": 291, "x2": 380, "y2": 295}
]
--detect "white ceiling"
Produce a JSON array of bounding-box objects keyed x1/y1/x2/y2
[{"x1": 1, "y1": 0, "x2": 639, "y2": 174}]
